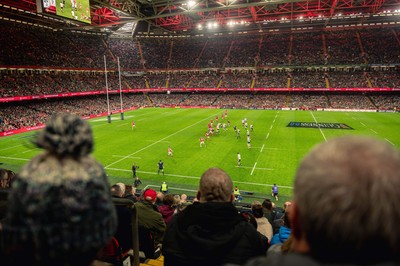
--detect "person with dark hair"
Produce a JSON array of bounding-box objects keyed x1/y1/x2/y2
[
  {"x1": 162, "y1": 167, "x2": 268, "y2": 266},
  {"x1": 246, "y1": 136, "x2": 400, "y2": 266},
  {"x1": 158, "y1": 193, "x2": 177, "y2": 224},
  {"x1": 0, "y1": 113, "x2": 117, "y2": 266}
]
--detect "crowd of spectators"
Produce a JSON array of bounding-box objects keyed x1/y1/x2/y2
[{"x1": 1, "y1": 21, "x2": 400, "y2": 70}]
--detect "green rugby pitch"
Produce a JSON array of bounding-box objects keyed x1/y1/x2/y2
[{"x1": 1, "y1": 108, "x2": 399, "y2": 203}]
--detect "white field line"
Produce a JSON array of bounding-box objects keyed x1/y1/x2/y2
[
  {"x1": 117, "y1": 123, "x2": 129, "y2": 127},
  {"x1": 250, "y1": 162, "x2": 257, "y2": 175},
  {"x1": 145, "y1": 140, "x2": 171, "y2": 143},
  {"x1": 360, "y1": 122, "x2": 366, "y2": 127},
  {"x1": 385, "y1": 138, "x2": 395, "y2": 146},
  {"x1": 22, "y1": 149, "x2": 37, "y2": 154},
  {"x1": 234, "y1": 166, "x2": 273, "y2": 170},
  {"x1": 310, "y1": 111, "x2": 327, "y2": 142},
  {"x1": 107, "y1": 167, "x2": 292, "y2": 188},
  {"x1": 370, "y1": 129, "x2": 378, "y2": 134},
  {"x1": 112, "y1": 155, "x2": 142, "y2": 159},
  {"x1": 260, "y1": 144, "x2": 265, "y2": 153},
  {"x1": 266, "y1": 133, "x2": 269, "y2": 139},
  {"x1": 104, "y1": 113, "x2": 219, "y2": 169},
  {"x1": 0, "y1": 144, "x2": 24, "y2": 151},
  {"x1": 0, "y1": 156, "x2": 29, "y2": 161},
  {"x1": 269, "y1": 125, "x2": 273, "y2": 130}
]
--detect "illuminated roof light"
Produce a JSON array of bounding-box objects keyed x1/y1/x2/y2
[
  {"x1": 207, "y1": 22, "x2": 212, "y2": 28},
  {"x1": 197, "y1": 24, "x2": 203, "y2": 30},
  {"x1": 241, "y1": 20, "x2": 245, "y2": 24},
  {"x1": 187, "y1": 0, "x2": 196, "y2": 8},
  {"x1": 213, "y1": 22, "x2": 218, "y2": 28},
  {"x1": 299, "y1": 16, "x2": 303, "y2": 20}
]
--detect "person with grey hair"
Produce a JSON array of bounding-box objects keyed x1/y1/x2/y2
[
  {"x1": 162, "y1": 167, "x2": 268, "y2": 266},
  {"x1": 245, "y1": 136, "x2": 400, "y2": 266},
  {"x1": 0, "y1": 113, "x2": 117, "y2": 266}
]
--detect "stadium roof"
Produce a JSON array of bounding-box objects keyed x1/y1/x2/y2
[{"x1": 0, "y1": 0, "x2": 399, "y2": 37}]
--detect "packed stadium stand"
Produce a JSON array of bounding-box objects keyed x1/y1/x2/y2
[{"x1": 0, "y1": 3, "x2": 399, "y2": 135}]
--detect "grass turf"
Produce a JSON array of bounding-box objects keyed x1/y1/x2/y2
[{"x1": 1, "y1": 108, "x2": 399, "y2": 204}]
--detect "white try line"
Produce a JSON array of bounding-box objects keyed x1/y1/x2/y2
[
  {"x1": 0, "y1": 156, "x2": 29, "y2": 161},
  {"x1": 266, "y1": 133, "x2": 269, "y2": 139},
  {"x1": 250, "y1": 162, "x2": 257, "y2": 175},
  {"x1": 112, "y1": 155, "x2": 142, "y2": 159},
  {"x1": 310, "y1": 111, "x2": 327, "y2": 142},
  {"x1": 260, "y1": 144, "x2": 265, "y2": 153},
  {"x1": 385, "y1": 138, "x2": 395, "y2": 146},
  {"x1": 104, "y1": 112, "x2": 220, "y2": 169},
  {"x1": 360, "y1": 122, "x2": 366, "y2": 127},
  {"x1": 107, "y1": 167, "x2": 293, "y2": 189}
]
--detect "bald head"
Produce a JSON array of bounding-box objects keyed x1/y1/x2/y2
[
  {"x1": 197, "y1": 167, "x2": 234, "y2": 202},
  {"x1": 292, "y1": 136, "x2": 400, "y2": 263}
]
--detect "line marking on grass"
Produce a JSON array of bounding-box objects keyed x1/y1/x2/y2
[
  {"x1": 310, "y1": 111, "x2": 327, "y2": 142},
  {"x1": 250, "y1": 162, "x2": 257, "y2": 175},
  {"x1": 270, "y1": 125, "x2": 273, "y2": 130},
  {"x1": 260, "y1": 144, "x2": 265, "y2": 153},
  {"x1": 385, "y1": 138, "x2": 395, "y2": 146},
  {"x1": 370, "y1": 129, "x2": 378, "y2": 134},
  {"x1": 0, "y1": 156, "x2": 29, "y2": 161},
  {"x1": 107, "y1": 167, "x2": 290, "y2": 188},
  {"x1": 112, "y1": 155, "x2": 142, "y2": 159},
  {"x1": 145, "y1": 140, "x2": 171, "y2": 143},
  {"x1": 360, "y1": 122, "x2": 366, "y2": 126},
  {"x1": 22, "y1": 149, "x2": 37, "y2": 154},
  {"x1": 104, "y1": 112, "x2": 220, "y2": 169},
  {"x1": 117, "y1": 123, "x2": 128, "y2": 127},
  {"x1": 266, "y1": 133, "x2": 269, "y2": 139},
  {"x1": 352, "y1": 117, "x2": 356, "y2": 120},
  {"x1": 235, "y1": 166, "x2": 273, "y2": 171},
  {"x1": 0, "y1": 144, "x2": 23, "y2": 151}
]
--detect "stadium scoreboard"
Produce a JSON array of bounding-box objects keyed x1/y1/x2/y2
[{"x1": 37, "y1": 0, "x2": 91, "y2": 24}]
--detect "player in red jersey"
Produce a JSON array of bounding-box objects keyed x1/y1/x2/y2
[
  {"x1": 168, "y1": 146, "x2": 173, "y2": 157},
  {"x1": 200, "y1": 136, "x2": 205, "y2": 147},
  {"x1": 131, "y1": 121, "x2": 136, "y2": 130}
]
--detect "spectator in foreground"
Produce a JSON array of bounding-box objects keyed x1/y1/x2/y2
[
  {"x1": 246, "y1": 136, "x2": 400, "y2": 265},
  {"x1": 0, "y1": 113, "x2": 117, "y2": 266},
  {"x1": 162, "y1": 167, "x2": 268, "y2": 266}
]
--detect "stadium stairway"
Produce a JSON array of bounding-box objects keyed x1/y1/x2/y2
[{"x1": 140, "y1": 255, "x2": 164, "y2": 266}]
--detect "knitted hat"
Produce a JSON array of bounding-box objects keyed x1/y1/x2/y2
[
  {"x1": 144, "y1": 188, "x2": 157, "y2": 202},
  {"x1": 1, "y1": 113, "x2": 117, "y2": 265}
]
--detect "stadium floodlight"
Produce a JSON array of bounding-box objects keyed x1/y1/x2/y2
[
  {"x1": 197, "y1": 24, "x2": 203, "y2": 30},
  {"x1": 187, "y1": 0, "x2": 196, "y2": 8}
]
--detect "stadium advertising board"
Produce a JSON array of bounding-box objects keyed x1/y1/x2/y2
[{"x1": 38, "y1": 0, "x2": 91, "y2": 24}]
